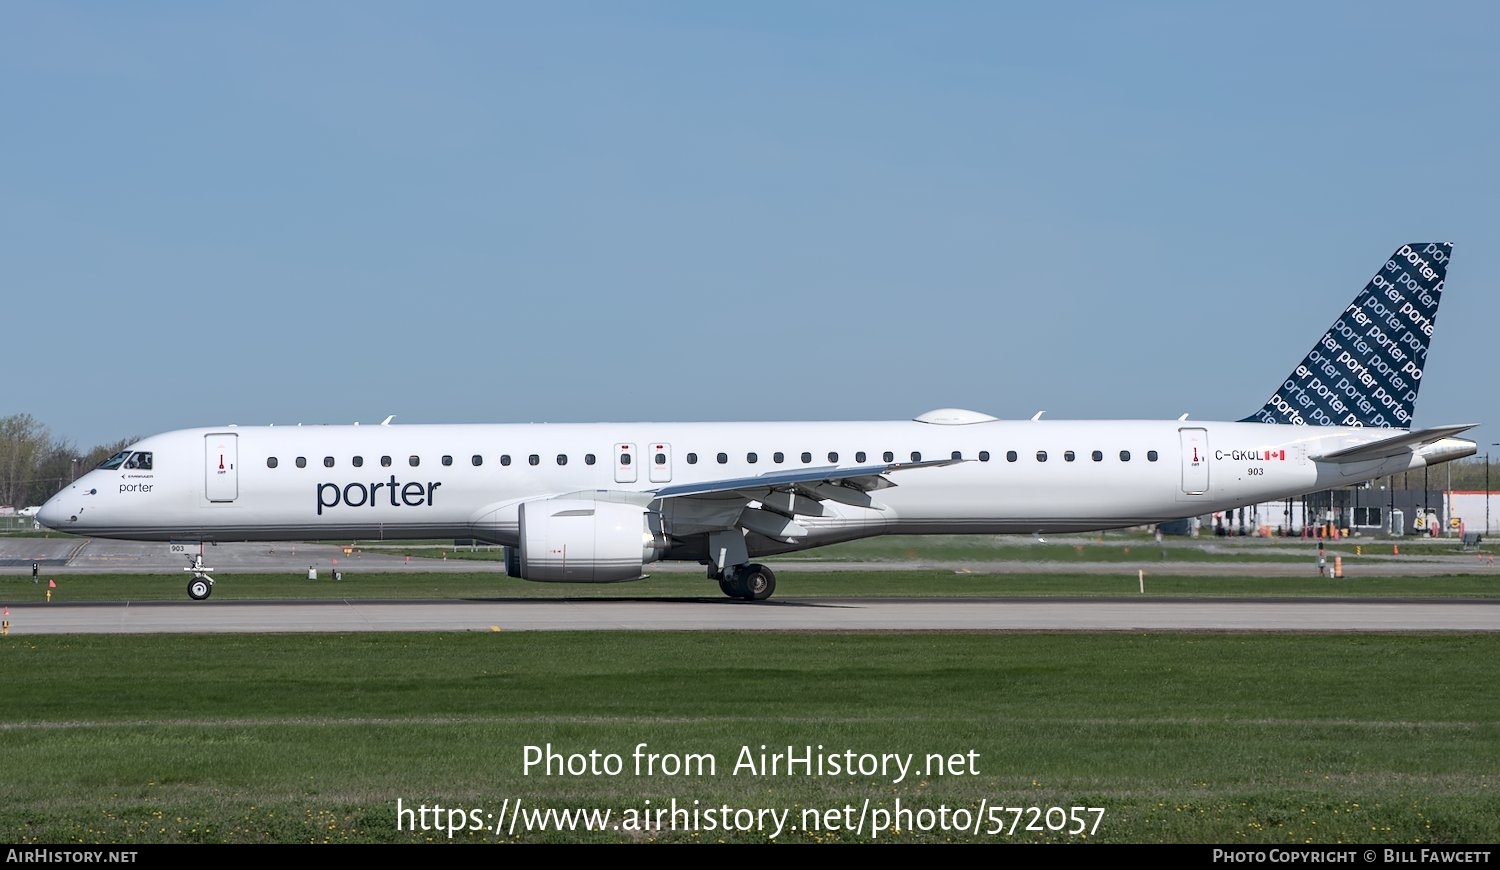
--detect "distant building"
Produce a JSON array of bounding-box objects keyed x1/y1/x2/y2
[{"x1": 1182, "y1": 487, "x2": 1499, "y2": 537}]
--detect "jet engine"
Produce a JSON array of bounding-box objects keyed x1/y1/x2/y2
[{"x1": 505, "y1": 498, "x2": 666, "y2": 582}]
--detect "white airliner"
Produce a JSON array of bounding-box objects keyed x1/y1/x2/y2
[{"x1": 39, "y1": 242, "x2": 1476, "y2": 601}]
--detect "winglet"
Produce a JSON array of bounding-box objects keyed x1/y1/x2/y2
[{"x1": 1242, "y1": 243, "x2": 1451, "y2": 428}]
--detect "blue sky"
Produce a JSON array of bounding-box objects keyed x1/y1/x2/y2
[{"x1": 5, "y1": 2, "x2": 1497, "y2": 454}]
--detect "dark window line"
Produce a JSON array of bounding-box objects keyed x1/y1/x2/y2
[{"x1": 262, "y1": 446, "x2": 1165, "y2": 470}]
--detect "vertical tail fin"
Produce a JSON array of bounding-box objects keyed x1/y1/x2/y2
[{"x1": 1241, "y1": 242, "x2": 1451, "y2": 428}]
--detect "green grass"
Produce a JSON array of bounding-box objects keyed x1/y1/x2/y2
[
  {"x1": 778, "y1": 533, "x2": 1500, "y2": 561},
  {"x1": 1, "y1": 632, "x2": 1496, "y2": 843},
  {"x1": 10, "y1": 567, "x2": 1500, "y2": 603},
  {"x1": 291, "y1": 531, "x2": 1500, "y2": 563},
  {"x1": 6, "y1": 535, "x2": 1498, "y2": 844},
  {"x1": 394, "y1": 534, "x2": 1500, "y2": 564}
]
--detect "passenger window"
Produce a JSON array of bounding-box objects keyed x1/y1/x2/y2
[
  {"x1": 1036, "y1": 451, "x2": 1048, "y2": 462},
  {"x1": 855, "y1": 451, "x2": 866, "y2": 463},
  {"x1": 324, "y1": 457, "x2": 335, "y2": 468},
  {"x1": 501, "y1": 455, "x2": 512, "y2": 467},
  {"x1": 717, "y1": 453, "x2": 728, "y2": 464},
  {"x1": 828, "y1": 452, "x2": 839, "y2": 463},
  {"x1": 951, "y1": 451, "x2": 962, "y2": 460},
  {"x1": 1006, "y1": 451, "x2": 1018, "y2": 462},
  {"x1": 472, "y1": 455, "x2": 483, "y2": 466},
  {"x1": 978, "y1": 451, "x2": 990, "y2": 462},
  {"x1": 1120, "y1": 450, "x2": 1132, "y2": 462},
  {"x1": 353, "y1": 456, "x2": 364, "y2": 468},
  {"x1": 1064, "y1": 451, "x2": 1075, "y2": 462},
  {"x1": 747, "y1": 452, "x2": 758, "y2": 464},
  {"x1": 381, "y1": 456, "x2": 392, "y2": 467},
  {"x1": 655, "y1": 452, "x2": 665, "y2": 465},
  {"x1": 686, "y1": 453, "x2": 698, "y2": 465},
  {"x1": 1147, "y1": 450, "x2": 1159, "y2": 462},
  {"x1": 528, "y1": 454, "x2": 540, "y2": 466},
  {"x1": 442, "y1": 455, "x2": 453, "y2": 466},
  {"x1": 409, "y1": 455, "x2": 420, "y2": 467},
  {"x1": 801, "y1": 452, "x2": 812, "y2": 463},
  {"x1": 620, "y1": 453, "x2": 631, "y2": 466},
  {"x1": 586, "y1": 454, "x2": 596, "y2": 465},
  {"x1": 267, "y1": 457, "x2": 278, "y2": 469},
  {"x1": 296, "y1": 457, "x2": 307, "y2": 468},
  {"x1": 1092, "y1": 450, "x2": 1103, "y2": 462},
  {"x1": 774, "y1": 452, "x2": 785, "y2": 463},
  {"x1": 910, "y1": 451, "x2": 921, "y2": 462},
  {"x1": 557, "y1": 454, "x2": 567, "y2": 465}
]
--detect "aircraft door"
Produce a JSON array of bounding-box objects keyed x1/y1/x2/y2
[
  {"x1": 1179, "y1": 427, "x2": 1209, "y2": 495},
  {"x1": 648, "y1": 442, "x2": 672, "y2": 483},
  {"x1": 205, "y1": 433, "x2": 239, "y2": 502},
  {"x1": 614, "y1": 443, "x2": 637, "y2": 484}
]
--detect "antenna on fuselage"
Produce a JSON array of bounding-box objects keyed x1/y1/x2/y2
[
  {"x1": 1031, "y1": 411, "x2": 1045, "y2": 421},
  {"x1": 381, "y1": 415, "x2": 395, "y2": 426}
]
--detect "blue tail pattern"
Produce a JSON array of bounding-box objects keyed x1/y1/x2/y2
[{"x1": 1242, "y1": 242, "x2": 1450, "y2": 428}]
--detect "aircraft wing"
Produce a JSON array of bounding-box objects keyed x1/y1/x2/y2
[
  {"x1": 1310, "y1": 424, "x2": 1478, "y2": 463},
  {"x1": 647, "y1": 458, "x2": 963, "y2": 543},
  {"x1": 652, "y1": 457, "x2": 960, "y2": 499}
]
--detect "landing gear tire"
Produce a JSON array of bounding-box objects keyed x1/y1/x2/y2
[
  {"x1": 187, "y1": 576, "x2": 213, "y2": 601},
  {"x1": 715, "y1": 564, "x2": 777, "y2": 601},
  {"x1": 740, "y1": 563, "x2": 776, "y2": 601},
  {"x1": 718, "y1": 571, "x2": 748, "y2": 599}
]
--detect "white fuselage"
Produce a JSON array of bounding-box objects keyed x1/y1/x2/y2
[{"x1": 38, "y1": 417, "x2": 1451, "y2": 559}]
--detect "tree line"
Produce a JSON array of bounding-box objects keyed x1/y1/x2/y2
[
  {"x1": 0, "y1": 413, "x2": 135, "y2": 508},
  {"x1": 1392, "y1": 457, "x2": 1499, "y2": 493}
]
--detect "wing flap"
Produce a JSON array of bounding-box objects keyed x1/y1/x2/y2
[{"x1": 738, "y1": 507, "x2": 809, "y2": 543}]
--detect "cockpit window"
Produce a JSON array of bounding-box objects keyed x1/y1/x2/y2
[{"x1": 101, "y1": 451, "x2": 152, "y2": 471}]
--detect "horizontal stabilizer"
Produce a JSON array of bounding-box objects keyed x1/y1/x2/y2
[{"x1": 1311, "y1": 424, "x2": 1477, "y2": 463}]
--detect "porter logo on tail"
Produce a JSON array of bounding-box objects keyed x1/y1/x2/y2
[{"x1": 1242, "y1": 242, "x2": 1450, "y2": 428}]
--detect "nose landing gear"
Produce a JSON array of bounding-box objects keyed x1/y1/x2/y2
[{"x1": 184, "y1": 553, "x2": 215, "y2": 600}]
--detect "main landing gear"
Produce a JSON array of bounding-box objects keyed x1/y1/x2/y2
[
  {"x1": 184, "y1": 553, "x2": 215, "y2": 601},
  {"x1": 715, "y1": 563, "x2": 776, "y2": 601}
]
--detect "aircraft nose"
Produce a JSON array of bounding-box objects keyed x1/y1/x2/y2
[{"x1": 37, "y1": 494, "x2": 74, "y2": 530}]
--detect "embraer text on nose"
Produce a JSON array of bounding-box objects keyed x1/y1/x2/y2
[{"x1": 316, "y1": 477, "x2": 442, "y2": 515}]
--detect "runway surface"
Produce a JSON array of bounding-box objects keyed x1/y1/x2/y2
[
  {"x1": 7, "y1": 597, "x2": 1499, "y2": 634},
  {"x1": 3, "y1": 537, "x2": 1497, "y2": 576},
  {"x1": 3, "y1": 537, "x2": 1497, "y2": 635}
]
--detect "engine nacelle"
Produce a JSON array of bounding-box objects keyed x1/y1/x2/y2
[{"x1": 506, "y1": 498, "x2": 665, "y2": 582}]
